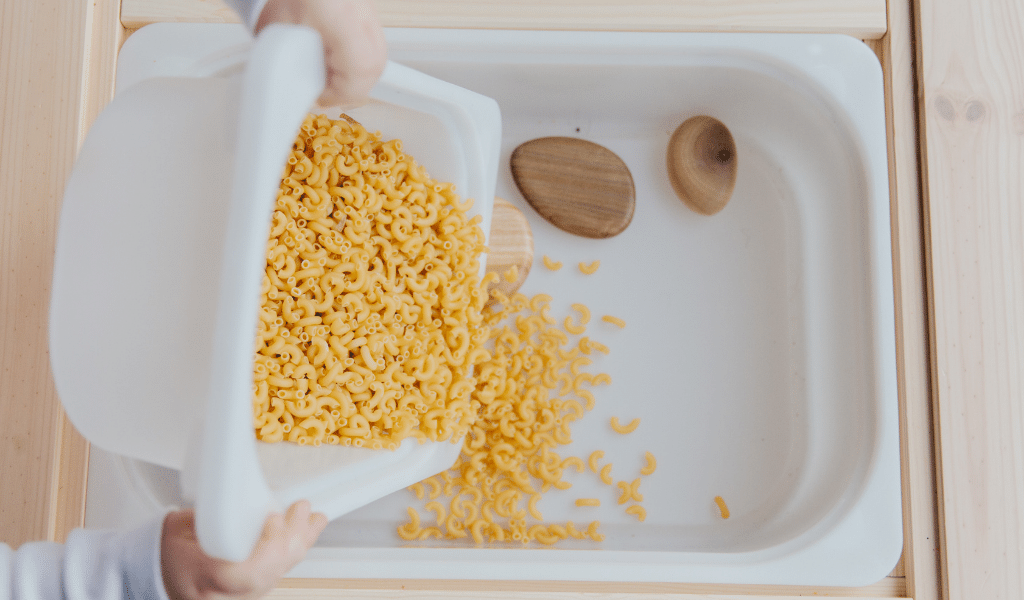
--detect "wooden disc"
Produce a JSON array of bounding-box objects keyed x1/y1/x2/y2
[
  {"x1": 485, "y1": 197, "x2": 534, "y2": 300},
  {"x1": 510, "y1": 137, "x2": 635, "y2": 238},
  {"x1": 666, "y1": 116, "x2": 737, "y2": 216}
]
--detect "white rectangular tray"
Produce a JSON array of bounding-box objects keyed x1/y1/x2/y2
[{"x1": 86, "y1": 25, "x2": 900, "y2": 587}]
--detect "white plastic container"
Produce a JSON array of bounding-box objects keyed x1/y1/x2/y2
[
  {"x1": 51, "y1": 24, "x2": 500, "y2": 561},
  {"x1": 79, "y1": 25, "x2": 901, "y2": 587}
]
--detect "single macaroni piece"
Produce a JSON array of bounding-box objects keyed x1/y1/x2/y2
[
  {"x1": 714, "y1": 495, "x2": 731, "y2": 519},
  {"x1": 599, "y1": 463, "x2": 614, "y2": 485},
  {"x1": 610, "y1": 416, "x2": 640, "y2": 434},
  {"x1": 601, "y1": 315, "x2": 627, "y2": 328},
  {"x1": 564, "y1": 315, "x2": 587, "y2": 335},
  {"x1": 588, "y1": 450, "x2": 604, "y2": 473},
  {"x1": 640, "y1": 451, "x2": 657, "y2": 476},
  {"x1": 578, "y1": 260, "x2": 600, "y2": 275},
  {"x1": 575, "y1": 498, "x2": 601, "y2": 507},
  {"x1": 616, "y1": 478, "x2": 643, "y2": 504},
  {"x1": 424, "y1": 500, "x2": 446, "y2": 525},
  {"x1": 542, "y1": 256, "x2": 562, "y2": 271},
  {"x1": 625, "y1": 505, "x2": 647, "y2": 522},
  {"x1": 503, "y1": 265, "x2": 519, "y2": 283},
  {"x1": 570, "y1": 303, "x2": 591, "y2": 325}
]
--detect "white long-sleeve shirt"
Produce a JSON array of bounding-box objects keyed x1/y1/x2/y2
[
  {"x1": 3, "y1": 0, "x2": 268, "y2": 593},
  {"x1": 1, "y1": 514, "x2": 170, "y2": 600}
]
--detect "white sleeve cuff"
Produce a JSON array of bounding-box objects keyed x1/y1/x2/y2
[{"x1": 64, "y1": 512, "x2": 172, "y2": 600}]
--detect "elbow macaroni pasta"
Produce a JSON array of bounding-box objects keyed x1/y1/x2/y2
[
  {"x1": 610, "y1": 416, "x2": 640, "y2": 434},
  {"x1": 578, "y1": 261, "x2": 600, "y2": 275},
  {"x1": 640, "y1": 451, "x2": 657, "y2": 475},
  {"x1": 542, "y1": 256, "x2": 562, "y2": 271},
  {"x1": 254, "y1": 114, "x2": 491, "y2": 448},
  {"x1": 601, "y1": 315, "x2": 627, "y2": 328}
]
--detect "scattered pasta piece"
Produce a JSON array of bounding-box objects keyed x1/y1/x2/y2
[
  {"x1": 625, "y1": 505, "x2": 647, "y2": 522},
  {"x1": 408, "y1": 482, "x2": 425, "y2": 500},
  {"x1": 542, "y1": 256, "x2": 563, "y2": 271},
  {"x1": 575, "y1": 498, "x2": 601, "y2": 507},
  {"x1": 616, "y1": 478, "x2": 643, "y2": 504},
  {"x1": 503, "y1": 265, "x2": 519, "y2": 283},
  {"x1": 578, "y1": 260, "x2": 600, "y2": 275},
  {"x1": 601, "y1": 315, "x2": 626, "y2": 328},
  {"x1": 640, "y1": 451, "x2": 657, "y2": 476},
  {"x1": 610, "y1": 416, "x2": 640, "y2": 434},
  {"x1": 714, "y1": 496, "x2": 730, "y2": 519},
  {"x1": 588, "y1": 450, "x2": 604, "y2": 473},
  {"x1": 570, "y1": 303, "x2": 591, "y2": 325},
  {"x1": 564, "y1": 315, "x2": 587, "y2": 335},
  {"x1": 599, "y1": 463, "x2": 614, "y2": 485}
]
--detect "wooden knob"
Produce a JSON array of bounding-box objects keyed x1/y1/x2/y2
[{"x1": 667, "y1": 116, "x2": 737, "y2": 216}]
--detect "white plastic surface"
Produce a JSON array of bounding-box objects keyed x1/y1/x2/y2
[
  {"x1": 52, "y1": 23, "x2": 499, "y2": 561},
  {"x1": 81, "y1": 25, "x2": 901, "y2": 586}
]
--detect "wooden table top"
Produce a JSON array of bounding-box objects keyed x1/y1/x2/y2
[{"x1": 2, "y1": 1, "x2": 1021, "y2": 599}]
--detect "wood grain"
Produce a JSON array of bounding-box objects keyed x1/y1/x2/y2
[
  {"x1": 511, "y1": 137, "x2": 635, "y2": 239},
  {"x1": 48, "y1": 0, "x2": 124, "y2": 545},
  {"x1": 120, "y1": 0, "x2": 888, "y2": 38},
  {"x1": 918, "y1": 1, "x2": 1024, "y2": 599},
  {"x1": 485, "y1": 197, "x2": 533, "y2": 300},
  {"x1": 0, "y1": 0, "x2": 119, "y2": 548},
  {"x1": 666, "y1": 116, "x2": 738, "y2": 216},
  {"x1": 273, "y1": 578, "x2": 907, "y2": 598},
  {"x1": 866, "y1": 1, "x2": 943, "y2": 599}
]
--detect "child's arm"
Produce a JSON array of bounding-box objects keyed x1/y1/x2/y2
[
  {"x1": 226, "y1": 0, "x2": 388, "y2": 109},
  {"x1": 1, "y1": 513, "x2": 169, "y2": 600},
  {"x1": 0, "y1": 501, "x2": 326, "y2": 600}
]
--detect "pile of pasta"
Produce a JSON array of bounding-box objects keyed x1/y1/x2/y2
[
  {"x1": 252, "y1": 114, "x2": 491, "y2": 448},
  {"x1": 398, "y1": 292, "x2": 636, "y2": 544}
]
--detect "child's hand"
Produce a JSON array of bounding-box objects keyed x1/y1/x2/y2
[
  {"x1": 255, "y1": 0, "x2": 387, "y2": 109},
  {"x1": 160, "y1": 500, "x2": 328, "y2": 600}
]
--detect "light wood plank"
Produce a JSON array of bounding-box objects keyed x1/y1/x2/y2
[
  {"x1": 120, "y1": 0, "x2": 888, "y2": 38},
  {"x1": 272, "y1": 589, "x2": 905, "y2": 597},
  {"x1": 273, "y1": 577, "x2": 907, "y2": 598},
  {"x1": 873, "y1": 1, "x2": 943, "y2": 600},
  {"x1": 0, "y1": 0, "x2": 91, "y2": 549},
  {"x1": 918, "y1": 1, "x2": 1024, "y2": 599},
  {"x1": 50, "y1": 0, "x2": 123, "y2": 544}
]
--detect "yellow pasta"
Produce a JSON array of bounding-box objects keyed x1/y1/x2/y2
[
  {"x1": 542, "y1": 256, "x2": 562, "y2": 271},
  {"x1": 601, "y1": 315, "x2": 626, "y2": 328},
  {"x1": 640, "y1": 451, "x2": 657, "y2": 476},
  {"x1": 398, "y1": 262, "x2": 633, "y2": 546},
  {"x1": 715, "y1": 496, "x2": 731, "y2": 519},
  {"x1": 588, "y1": 450, "x2": 604, "y2": 473},
  {"x1": 575, "y1": 498, "x2": 601, "y2": 507},
  {"x1": 625, "y1": 505, "x2": 647, "y2": 522},
  {"x1": 424, "y1": 500, "x2": 446, "y2": 525},
  {"x1": 570, "y1": 303, "x2": 591, "y2": 325},
  {"x1": 610, "y1": 416, "x2": 640, "y2": 434},
  {"x1": 578, "y1": 260, "x2": 600, "y2": 275},
  {"x1": 564, "y1": 315, "x2": 587, "y2": 335},
  {"x1": 255, "y1": 114, "x2": 491, "y2": 449},
  {"x1": 616, "y1": 478, "x2": 643, "y2": 504},
  {"x1": 503, "y1": 265, "x2": 519, "y2": 283}
]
